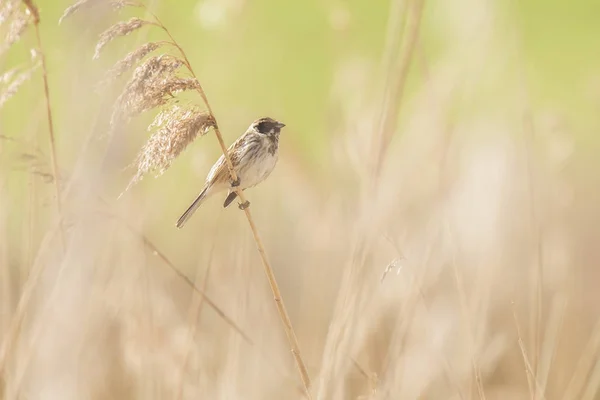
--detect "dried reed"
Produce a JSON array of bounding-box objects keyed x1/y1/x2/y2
[
  {"x1": 0, "y1": 0, "x2": 65, "y2": 380},
  {"x1": 94, "y1": 17, "x2": 155, "y2": 59},
  {"x1": 123, "y1": 106, "x2": 215, "y2": 194},
  {"x1": 0, "y1": 0, "x2": 31, "y2": 56},
  {"x1": 60, "y1": 1, "x2": 313, "y2": 396},
  {"x1": 0, "y1": 62, "x2": 39, "y2": 108},
  {"x1": 370, "y1": 0, "x2": 424, "y2": 179},
  {"x1": 100, "y1": 41, "x2": 162, "y2": 84},
  {"x1": 23, "y1": 0, "x2": 66, "y2": 250},
  {"x1": 316, "y1": 1, "x2": 425, "y2": 398}
]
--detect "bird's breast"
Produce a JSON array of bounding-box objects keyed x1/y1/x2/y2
[{"x1": 240, "y1": 151, "x2": 278, "y2": 189}]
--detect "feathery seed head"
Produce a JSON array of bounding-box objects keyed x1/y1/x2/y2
[
  {"x1": 94, "y1": 17, "x2": 153, "y2": 59},
  {"x1": 59, "y1": 0, "x2": 135, "y2": 24},
  {"x1": 122, "y1": 105, "x2": 215, "y2": 193},
  {"x1": 0, "y1": 0, "x2": 18, "y2": 25},
  {"x1": 0, "y1": 2, "x2": 31, "y2": 56},
  {"x1": 0, "y1": 68, "x2": 17, "y2": 85},
  {"x1": 110, "y1": 55, "x2": 188, "y2": 127},
  {"x1": 100, "y1": 42, "x2": 162, "y2": 85},
  {"x1": 0, "y1": 62, "x2": 40, "y2": 108}
]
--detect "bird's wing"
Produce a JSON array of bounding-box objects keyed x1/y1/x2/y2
[{"x1": 206, "y1": 134, "x2": 246, "y2": 185}]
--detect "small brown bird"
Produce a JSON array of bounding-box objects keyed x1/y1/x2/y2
[{"x1": 176, "y1": 117, "x2": 285, "y2": 228}]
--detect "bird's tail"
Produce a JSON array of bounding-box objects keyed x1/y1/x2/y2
[{"x1": 176, "y1": 186, "x2": 209, "y2": 228}]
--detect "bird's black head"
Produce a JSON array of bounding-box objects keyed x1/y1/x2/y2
[{"x1": 251, "y1": 117, "x2": 285, "y2": 135}]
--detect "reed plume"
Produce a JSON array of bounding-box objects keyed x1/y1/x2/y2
[
  {"x1": 0, "y1": 59, "x2": 39, "y2": 108},
  {"x1": 0, "y1": 0, "x2": 36, "y2": 107},
  {"x1": 0, "y1": 0, "x2": 31, "y2": 56},
  {"x1": 61, "y1": 3, "x2": 212, "y2": 190},
  {"x1": 124, "y1": 106, "x2": 215, "y2": 193},
  {"x1": 100, "y1": 41, "x2": 162, "y2": 84},
  {"x1": 94, "y1": 17, "x2": 154, "y2": 59}
]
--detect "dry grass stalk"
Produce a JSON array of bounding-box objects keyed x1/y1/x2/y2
[
  {"x1": 21, "y1": 0, "x2": 39, "y2": 23},
  {"x1": 94, "y1": 17, "x2": 154, "y2": 59},
  {"x1": 0, "y1": 135, "x2": 54, "y2": 183},
  {"x1": 370, "y1": 0, "x2": 424, "y2": 179},
  {"x1": 317, "y1": 1, "x2": 424, "y2": 398},
  {"x1": 118, "y1": 219, "x2": 253, "y2": 345},
  {"x1": 21, "y1": 0, "x2": 66, "y2": 249},
  {"x1": 0, "y1": 0, "x2": 65, "y2": 378},
  {"x1": 123, "y1": 105, "x2": 215, "y2": 193},
  {"x1": 175, "y1": 238, "x2": 216, "y2": 400}
]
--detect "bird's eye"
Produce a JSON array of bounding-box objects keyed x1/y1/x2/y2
[{"x1": 257, "y1": 121, "x2": 273, "y2": 133}]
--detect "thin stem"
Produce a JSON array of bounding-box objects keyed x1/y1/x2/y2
[
  {"x1": 371, "y1": 0, "x2": 424, "y2": 180},
  {"x1": 143, "y1": 8, "x2": 313, "y2": 397},
  {"x1": 116, "y1": 211, "x2": 307, "y2": 396},
  {"x1": 449, "y1": 242, "x2": 486, "y2": 400},
  {"x1": 118, "y1": 218, "x2": 254, "y2": 345},
  {"x1": 511, "y1": 8, "x2": 544, "y2": 385},
  {"x1": 512, "y1": 302, "x2": 536, "y2": 397},
  {"x1": 149, "y1": 13, "x2": 239, "y2": 184},
  {"x1": 176, "y1": 240, "x2": 215, "y2": 400},
  {"x1": 512, "y1": 302, "x2": 546, "y2": 398},
  {"x1": 23, "y1": 0, "x2": 65, "y2": 250},
  {"x1": 524, "y1": 95, "x2": 544, "y2": 395},
  {"x1": 0, "y1": 0, "x2": 64, "y2": 379},
  {"x1": 239, "y1": 204, "x2": 312, "y2": 393}
]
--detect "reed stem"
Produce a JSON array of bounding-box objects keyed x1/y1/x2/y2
[{"x1": 145, "y1": 8, "x2": 313, "y2": 397}]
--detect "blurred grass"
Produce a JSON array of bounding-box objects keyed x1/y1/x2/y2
[{"x1": 2, "y1": 0, "x2": 600, "y2": 398}]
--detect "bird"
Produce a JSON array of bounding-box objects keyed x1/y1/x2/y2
[{"x1": 176, "y1": 117, "x2": 285, "y2": 228}]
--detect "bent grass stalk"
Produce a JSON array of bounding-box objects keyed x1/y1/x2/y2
[
  {"x1": 22, "y1": 0, "x2": 65, "y2": 250},
  {"x1": 0, "y1": 0, "x2": 64, "y2": 381},
  {"x1": 144, "y1": 11, "x2": 313, "y2": 396},
  {"x1": 371, "y1": 0, "x2": 424, "y2": 180}
]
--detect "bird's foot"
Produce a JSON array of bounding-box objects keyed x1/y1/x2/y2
[
  {"x1": 231, "y1": 177, "x2": 241, "y2": 187},
  {"x1": 238, "y1": 200, "x2": 250, "y2": 210}
]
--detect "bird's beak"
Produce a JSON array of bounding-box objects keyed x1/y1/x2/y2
[{"x1": 276, "y1": 121, "x2": 286, "y2": 129}]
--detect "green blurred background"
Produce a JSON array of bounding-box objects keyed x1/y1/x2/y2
[
  {"x1": 1, "y1": 0, "x2": 600, "y2": 243},
  {"x1": 3, "y1": 0, "x2": 600, "y2": 157}
]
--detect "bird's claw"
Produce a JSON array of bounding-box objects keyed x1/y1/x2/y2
[
  {"x1": 238, "y1": 200, "x2": 250, "y2": 210},
  {"x1": 231, "y1": 177, "x2": 241, "y2": 187}
]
